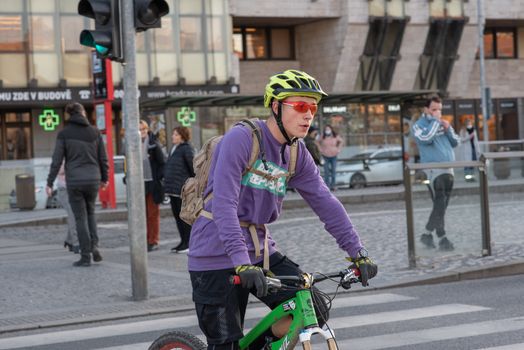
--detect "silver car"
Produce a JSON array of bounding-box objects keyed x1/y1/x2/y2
[{"x1": 335, "y1": 147, "x2": 403, "y2": 188}]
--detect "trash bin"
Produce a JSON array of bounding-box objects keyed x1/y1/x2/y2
[{"x1": 15, "y1": 174, "x2": 36, "y2": 210}]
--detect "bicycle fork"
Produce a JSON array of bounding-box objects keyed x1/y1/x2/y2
[{"x1": 298, "y1": 327, "x2": 338, "y2": 350}]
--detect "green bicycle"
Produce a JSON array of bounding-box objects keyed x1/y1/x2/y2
[{"x1": 148, "y1": 267, "x2": 362, "y2": 350}]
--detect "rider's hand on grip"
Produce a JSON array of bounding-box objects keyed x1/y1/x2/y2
[
  {"x1": 346, "y1": 256, "x2": 377, "y2": 287},
  {"x1": 235, "y1": 265, "x2": 268, "y2": 297}
]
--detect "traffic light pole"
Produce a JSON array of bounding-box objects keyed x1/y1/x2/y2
[{"x1": 122, "y1": 0, "x2": 148, "y2": 301}]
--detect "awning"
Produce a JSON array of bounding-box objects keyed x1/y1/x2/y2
[{"x1": 140, "y1": 90, "x2": 437, "y2": 109}]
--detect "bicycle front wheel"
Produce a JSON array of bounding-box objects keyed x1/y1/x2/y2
[{"x1": 149, "y1": 331, "x2": 207, "y2": 350}]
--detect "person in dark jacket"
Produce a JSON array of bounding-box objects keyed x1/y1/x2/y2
[
  {"x1": 304, "y1": 126, "x2": 322, "y2": 166},
  {"x1": 46, "y1": 102, "x2": 108, "y2": 267},
  {"x1": 139, "y1": 120, "x2": 166, "y2": 252},
  {"x1": 164, "y1": 126, "x2": 195, "y2": 253}
]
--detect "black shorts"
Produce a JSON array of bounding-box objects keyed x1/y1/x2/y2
[{"x1": 189, "y1": 252, "x2": 329, "y2": 346}]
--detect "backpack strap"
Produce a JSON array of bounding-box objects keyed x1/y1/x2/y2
[{"x1": 287, "y1": 142, "x2": 298, "y2": 181}]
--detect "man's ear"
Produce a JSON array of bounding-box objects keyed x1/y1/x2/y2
[{"x1": 271, "y1": 100, "x2": 279, "y2": 116}]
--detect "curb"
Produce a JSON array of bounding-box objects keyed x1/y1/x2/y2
[{"x1": 1, "y1": 260, "x2": 523, "y2": 335}]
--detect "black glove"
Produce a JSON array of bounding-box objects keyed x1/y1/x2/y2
[
  {"x1": 347, "y1": 256, "x2": 378, "y2": 287},
  {"x1": 235, "y1": 265, "x2": 268, "y2": 298}
]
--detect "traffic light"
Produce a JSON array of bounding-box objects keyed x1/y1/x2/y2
[
  {"x1": 78, "y1": 0, "x2": 124, "y2": 62},
  {"x1": 134, "y1": 0, "x2": 169, "y2": 32}
]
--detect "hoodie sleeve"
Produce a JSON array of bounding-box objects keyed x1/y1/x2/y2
[
  {"x1": 47, "y1": 134, "x2": 65, "y2": 188},
  {"x1": 412, "y1": 117, "x2": 442, "y2": 145},
  {"x1": 97, "y1": 134, "x2": 109, "y2": 183}
]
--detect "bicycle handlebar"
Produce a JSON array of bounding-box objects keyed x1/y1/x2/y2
[{"x1": 231, "y1": 267, "x2": 361, "y2": 291}]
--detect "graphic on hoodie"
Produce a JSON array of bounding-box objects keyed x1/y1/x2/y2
[{"x1": 241, "y1": 159, "x2": 288, "y2": 196}]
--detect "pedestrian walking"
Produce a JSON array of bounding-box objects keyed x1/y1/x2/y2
[
  {"x1": 55, "y1": 162, "x2": 79, "y2": 254},
  {"x1": 164, "y1": 126, "x2": 195, "y2": 253},
  {"x1": 46, "y1": 102, "x2": 108, "y2": 266},
  {"x1": 412, "y1": 95, "x2": 460, "y2": 251},
  {"x1": 458, "y1": 118, "x2": 480, "y2": 181},
  {"x1": 319, "y1": 124, "x2": 343, "y2": 191},
  {"x1": 139, "y1": 120, "x2": 166, "y2": 252}
]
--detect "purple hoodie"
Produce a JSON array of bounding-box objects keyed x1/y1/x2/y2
[{"x1": 188, "y1": 120, "x2": 363, "y2": 271}]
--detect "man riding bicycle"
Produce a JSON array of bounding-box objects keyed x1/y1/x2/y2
[{"x1": 188, "y1": 69, "x2": 377, "y2": 350}]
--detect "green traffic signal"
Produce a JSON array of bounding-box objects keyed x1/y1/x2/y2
[
  {"x1": 78, "y1": 0, "x2": 123, "y2": 62},
  {"x1": 80, "y1": 30, "x2": 111, "y2": 55}
]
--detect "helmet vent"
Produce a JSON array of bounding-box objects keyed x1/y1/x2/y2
[
  {"x1": 287, "y1": 80, "x2": 300, "y2": 89},
  {"x1": 298, "y1": 77, "x2": 310, "y2": 88}
]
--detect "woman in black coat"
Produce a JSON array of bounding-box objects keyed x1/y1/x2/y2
[{"x1": 164, "y1": 126, "x2": 195, "y2": 253}]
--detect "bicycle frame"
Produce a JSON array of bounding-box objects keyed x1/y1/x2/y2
[{"x1": 239, "y1": 289, "x2": 337, "y2": 350}]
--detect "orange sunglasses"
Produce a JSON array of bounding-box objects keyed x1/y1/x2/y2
[{"x1": 280, "y1": 101, "x2": 318, "y2": 115}]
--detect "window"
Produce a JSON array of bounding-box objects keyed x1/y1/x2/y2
[
  {"x1": 429, "y1": 0, "x2": 464, "y2": 18},
  {"x1": 207, "y1": 16, "x2": 224, "y2": 52},
  {"x1": 180, "y1": 17, "x2": 202, "y2": 51},
  {"x1": 482, "y1": 28, "x2": 517, "y2": 59},
  {"x1": 368, "y1": 0, "x2": 405, "y2": 17},
  {"x1": 0, "y1": 15, "x2": 24, "y2": 52},
  {"x1": 234, "y1": 26, "x2": 294, "y2": 60},
  {"x1": 416, "y1": 19, "x2": 465, "y2": 91},
  {"x1": 29, "y1": 15, "x2": 55, "y2": 51},
  {"x1": 60, "y1": 16, "x2": 84, "y2": 52},
  {"x1": 357, "y1": 18, "x2": 406, "y2": 90}
]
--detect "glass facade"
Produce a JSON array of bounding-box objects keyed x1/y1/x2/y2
[{"x1": 0, "y1": 0, "x2": 231, "y2": 87}]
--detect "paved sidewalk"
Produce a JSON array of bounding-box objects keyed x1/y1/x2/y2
[{"x1": 1, "y1": 182, "x2": 524, "y2": 335}]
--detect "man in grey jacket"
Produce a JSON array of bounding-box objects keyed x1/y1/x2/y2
[{"x1": 46, "y1": 102, "x2": 108, "y2": 266}]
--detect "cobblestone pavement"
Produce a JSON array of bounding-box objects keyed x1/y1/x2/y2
[{"x1": 0, "y1": 191, "x2": 523, "y2": 332}]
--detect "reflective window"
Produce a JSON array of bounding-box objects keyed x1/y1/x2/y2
[
  {"x1": 246, "y1": 28, "x2": 267, "y2": 59},
  {"x1": 369, "y1": 0, "x2": 405, "y2": 17},
  {"x1": 0, "y1": 15, "x2": 24, "y2": 51},
  {"x1": 152, "y1": 17, "x2": 175, "y2": 51},
  {"x1": 233, "y1": 27, "x2": 243, "y2": 59},
  {"x1": 180, "y1": 17, "x2": 202, "y2": 51},
  {"x1": 430, "y1": 0, "x2": 464, "y2": 17},
  {"x1": 60, "y1": 16, "x2": 84, "y2": 52},
  {"x1": 234, "y1": 26, "x2": 293, "y2": 60},
  {"x1": 271, "y1": 28, "x2": 292, "y2": 58},
  {"x1": 207, "y1": 17, "x2": 224, "y2": 51},
  {"x1": 30, "y1": 15, "x2": 55, "y2": 51},
  {"x1": 483, "y1": 28, "x2": 517, "y2": 59},
  {"x1": 2, "y1": 112, "x2": 33, "y2": 160}
]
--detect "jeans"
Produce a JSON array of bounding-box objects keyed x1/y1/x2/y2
[
  {"x1": 170, "y1": 196, "x2": 192, "y2": 248},
  {"x1": 322, "y1": 156, "x2": 337, "y2": 190},
  {"x1": 425, "y1": 174, "x2": 454, "y2": 237},
  {"x1": 67, "y1": 184, "x2": 99, "y2": 256}
]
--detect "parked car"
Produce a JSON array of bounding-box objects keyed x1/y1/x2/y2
[{"x1": 335, "y1": 147, "x2": 403, "y2": 188}]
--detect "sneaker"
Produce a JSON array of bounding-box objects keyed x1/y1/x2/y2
[
  {"x1": 175, "y1": 244, "x2": 189, "y2": 254},
  {"x1": 170, "y1": 242, "x2": 183, "y2": 252},
  {"x1": 420, "y1": 233, "x2": 436, "y2": 249},
  {"x1": 73, "y1": 255, "x2": 91, "y2": 267},
  {"x1": 439, "y1": 237, "x2": 455, "y2": 251},
  {"x1": 92, "y1": 247, "x2": 103, "y2": 262},
  {"x1": 147, "y1": 244, "x2": 159, "y2": 252}
]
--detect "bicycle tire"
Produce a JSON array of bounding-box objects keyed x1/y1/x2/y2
[{"x1": 148, "y1": 331, "x2": 207, "y2": 350}]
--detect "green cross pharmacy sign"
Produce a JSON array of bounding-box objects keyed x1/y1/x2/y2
[
  {"x1": 177, "y1": 107, "x2": 196, "y2": 127},
  {"x1": 39, "y1": 109, "x2": 60, "y2": 131}
]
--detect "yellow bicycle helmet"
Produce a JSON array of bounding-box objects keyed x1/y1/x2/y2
[{"x1": 263, "y1": 69, "x2": 328, "y2": 108}]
